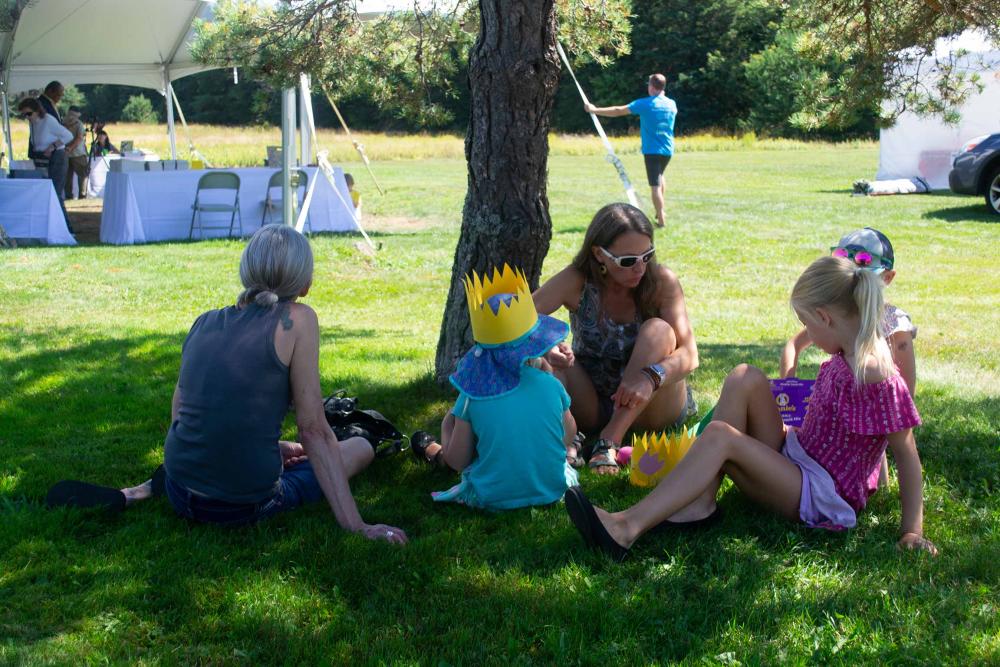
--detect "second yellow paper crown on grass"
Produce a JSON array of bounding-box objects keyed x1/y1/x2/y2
[
  {"x1": 464, "y1": 264, "x2": 538, "y2": 345},
  {"x1": 630, "y1": 428, "x2": 697, "y2": 487}
]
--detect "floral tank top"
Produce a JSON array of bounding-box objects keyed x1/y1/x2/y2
[{"x1": 569, "y1": 281, "x2": 642, "y2": 398}]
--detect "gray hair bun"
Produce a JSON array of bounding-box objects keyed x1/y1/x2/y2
[{"x1": 254, "y1": 289, "x2": 280, "y2": 306}]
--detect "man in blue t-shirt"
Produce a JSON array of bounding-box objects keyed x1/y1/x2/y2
[{"x1": 585, "y1": 73, "x2": 677, "y2": 228}]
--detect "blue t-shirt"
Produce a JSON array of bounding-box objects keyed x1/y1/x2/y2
[
  {"x1": 628, "y1": 94, "x2": 677, "y2": 156},
  {"x1": 442, "y1": 366, "x2": 576, "y2": 511}
]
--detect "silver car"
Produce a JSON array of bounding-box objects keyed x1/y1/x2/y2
[{"x1": 949, "y1": 132, "x2": 1000, "y2": 215}]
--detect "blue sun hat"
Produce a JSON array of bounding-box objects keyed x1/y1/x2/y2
[{"x1": 450, "y1": 265, "x2": 569, "y2": 399}]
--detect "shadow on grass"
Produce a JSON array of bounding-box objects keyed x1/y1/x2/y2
[
  {"x1": 921, "y1": 203, "x2": 998, "y2": 223},
  {"x1": 1, "y1": 335, "x2": 997, "y2": 662},
  {"x1": 0, "y1": 325, "x2": 441, "y2": 498}
]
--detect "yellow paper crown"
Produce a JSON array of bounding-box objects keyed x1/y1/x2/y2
[
  {"x1": 464, "y1": 264, "x2": 538, "y2": 346},
  {"x1": 629, "y1": 427, "x2": 697, "y2": 487}
]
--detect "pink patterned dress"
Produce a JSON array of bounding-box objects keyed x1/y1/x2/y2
[{"x1": 784, "y1": 353, "x2": 921, "y2": 529}]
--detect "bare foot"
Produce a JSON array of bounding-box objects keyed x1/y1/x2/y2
[
  {"x1": 422, "y1": 441, "x2": 443, "y2": 464},
  {"x1": 121, "y1": 480, "x2": 153, "y2": 505},
  {"x1": 596, "y1": 507, "x2": 634, "y2": 548},
  {"x1": 566, "y1": 444, "x2": 584, "y2": 468},
  {"x1": 588, "y1": 444, "x2": 620, "y2": 475}
]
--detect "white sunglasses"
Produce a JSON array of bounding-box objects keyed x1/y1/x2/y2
[{"x1": 598, "y1": 246, "x2": 655, "y2": 268}]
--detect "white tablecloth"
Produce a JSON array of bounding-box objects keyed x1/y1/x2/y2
[
  {"x1": 100, "y1": 166, "x2": 357, "y2": 244},
  {"x1": 0, "y1": 179, "x2": 77, "y2": 245},
  {"x1": 87, "y1": 155, "x2": 159, "y2": 199}
]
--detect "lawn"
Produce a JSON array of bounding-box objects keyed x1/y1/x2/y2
[{"x1": 1, "y1": 136, "x2": 998, "y2": 665}]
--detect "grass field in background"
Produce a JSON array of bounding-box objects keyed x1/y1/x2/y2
[
  {"x1": 5, "y1": 121, "x2": 876, "y2": 166},
  {"x1": 1, "y1": 139, "x2": 998, "y2": 664}
]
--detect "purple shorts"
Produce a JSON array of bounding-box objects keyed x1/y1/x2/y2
[{"x1": 781, "y1": 429, "x2": 856, "y2": 531}]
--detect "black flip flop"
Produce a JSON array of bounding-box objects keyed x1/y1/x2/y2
[
  {"x1": 650, "y1": 505, "x2": 723, "y2": 533},
  {"x1": 46, "y1": 480, "x2": 126, "y2": 513},
  {"x1": 564, "y1": 486, "x2": 630, "y2": 562}
]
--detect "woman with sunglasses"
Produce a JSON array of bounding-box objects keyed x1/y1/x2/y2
[
  {"x1": 17, "y1": 98, "x2": 74, "y2": 227},
  {"x1": 534, "y1": 203, "x2": 699, "y2": 474}
]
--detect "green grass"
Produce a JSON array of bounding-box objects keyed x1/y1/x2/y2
[{"x1": 1, "y1": 143, "x2": 998, "y2": 665}]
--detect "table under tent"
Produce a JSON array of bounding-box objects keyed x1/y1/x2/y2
[{"x1": 0, "y1": 0, "x2": 366, "y2": 245}]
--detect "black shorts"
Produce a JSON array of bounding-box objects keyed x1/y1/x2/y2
[{"x1": 643, "y1": 154, "x2": 671, "y2": 186}]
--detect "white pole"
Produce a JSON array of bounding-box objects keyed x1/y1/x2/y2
[
  {"x1": 556, "y1": 42, "x2": 641, "y2": 208},
  {"x1": 1, "y1": 90, "x2": 13, "y2": 169},
  {"x1": 299, "y1": 74, "x2": 313, "y2": 166},
  {"x1": 164, "y1": 73, "x2": 178, "y2": 160},
  {"x1": 281, "y1": 87, "x2": 296, "y2": 225}
]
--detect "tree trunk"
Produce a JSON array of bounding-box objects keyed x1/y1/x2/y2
[{"x1": 434, "y1": 0, "x2": 561, "y2": 384}]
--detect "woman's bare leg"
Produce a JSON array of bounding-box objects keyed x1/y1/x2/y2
[
  {"x1": 601, "y1": 318, "x2": 683, "y2": 447},
  {"x1": 552, "y1": 363, "x2": 601, "y2": 434},
  {"x1": 334, "y1": 437, "x2": 374, "y2": 478}
]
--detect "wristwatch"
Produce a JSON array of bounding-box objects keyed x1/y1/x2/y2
[{"x1": 641, "y1": 363, "x2": 666, "y2": 391}]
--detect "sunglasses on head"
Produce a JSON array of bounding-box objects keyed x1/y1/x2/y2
[
  {"x1": 831, "y1": 246, "x2": 892, "y2": 270},
  {"x1": 599, "y1": 246, "x2": 655, "y2": 268}
]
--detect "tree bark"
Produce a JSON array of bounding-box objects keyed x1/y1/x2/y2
[{"x1": 434, "y1": 0, "x2": 561, "y2": 384}]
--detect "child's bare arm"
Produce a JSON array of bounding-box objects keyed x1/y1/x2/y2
[
  {"x1": 887, "y1": 428, "x2": 938, "y2": 555},
  {"x1": 779, "y1": 328, "x2": 812, "y2": 378},
  {"x1": 889, "y1": 331, "x2": 916, "y2": 395},
  {"x1": 562, "y1": 409, "x2": 577, "y2": 449},
  {"x1": 441, "y1": 416, "x2": 476, "y2": 471}
]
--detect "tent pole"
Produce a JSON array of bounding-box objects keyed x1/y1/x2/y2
[
  {"x1": 1, "y1": 90, "x2": 13, "y2": 170},
  {"x1": 164, "y1": 71, "x2": 178, "y2": 160},
  {"x1": 299, "y1": 74, "x2": 312, "y2": 166},
  {"x1": 281, "y1": 87, "x2": 296, "y2": 226}
]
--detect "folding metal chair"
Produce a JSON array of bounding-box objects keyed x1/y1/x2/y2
[
  {"x1": 189, "y1": 171, "x2": 242, "y2": 239},
  {"x1": 261, "y1": 169, "x2": 308, "y2": 228}
]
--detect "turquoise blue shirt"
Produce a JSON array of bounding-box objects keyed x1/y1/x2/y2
[
  {"x1": 628, "y1": 94, "x2": 677, "y2": 156},
  {"x1": 437, "y1": 366, "x2": 577, "y2": 511}
]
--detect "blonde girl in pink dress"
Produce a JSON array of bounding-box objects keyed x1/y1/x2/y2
[{"x1": 564, "y1": 255, "x2": 939, "y2": 561}]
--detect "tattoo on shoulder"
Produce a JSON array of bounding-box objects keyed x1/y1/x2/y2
[{"x1": 280, "y1": 306, "x2": 294, "y2": 331}]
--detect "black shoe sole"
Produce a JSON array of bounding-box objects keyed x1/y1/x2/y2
[
  {"x1": 565, "y1": 486, "x2": 630, "y2": 562},
  {"x1": 650, "y1": 506, "x2": 723, "y2": 533},
  {"x1": 47, "y1": 480, "x2": 126, "y2": 513}
]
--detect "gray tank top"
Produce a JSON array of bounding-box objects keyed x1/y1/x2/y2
[{"x1": 164, "y1": 303, "x2": 291, "y2": 504}]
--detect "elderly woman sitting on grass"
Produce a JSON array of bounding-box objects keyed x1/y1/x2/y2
[{"x1": 48, "y1": 225, "x2": 407, "y2": 544}]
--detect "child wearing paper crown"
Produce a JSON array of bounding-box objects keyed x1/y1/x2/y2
[
  {"x1": 564, "y1": 255, "x2": 938, "y2": 561},
  {"x1": 411, "y1": 265, "x2": 579, "y2": 510},
  {"x1": 780, "y1": 227, "x2": 917, "y2": 486}
]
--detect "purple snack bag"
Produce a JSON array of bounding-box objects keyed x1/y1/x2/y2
[{"x1": 769, "y1": 378, "x2": 816, "y2": 427}]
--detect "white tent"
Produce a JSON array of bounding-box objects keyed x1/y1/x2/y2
[
  {"x1": 0, "y1": 0, "x2": 217, "y2": 165},
  {"x1": 876, "y1": 31, "x2": 1000, "y2": 190}
]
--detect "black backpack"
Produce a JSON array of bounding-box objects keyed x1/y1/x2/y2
[{"x1": 322, "y1": 390, "x2": 407, "y2": 458}]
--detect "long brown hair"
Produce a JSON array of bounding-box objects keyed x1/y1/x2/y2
[{"x1": 571, "y1": 203, "x2": 662, "y2": 319}]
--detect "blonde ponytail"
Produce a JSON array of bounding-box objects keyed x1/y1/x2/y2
[
  {"x1": 852, "y1": 268, "x2": 893, "y2": 383},
  {"x1": 791, "y1": 256, "x2": 893, "y2": 384}
]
